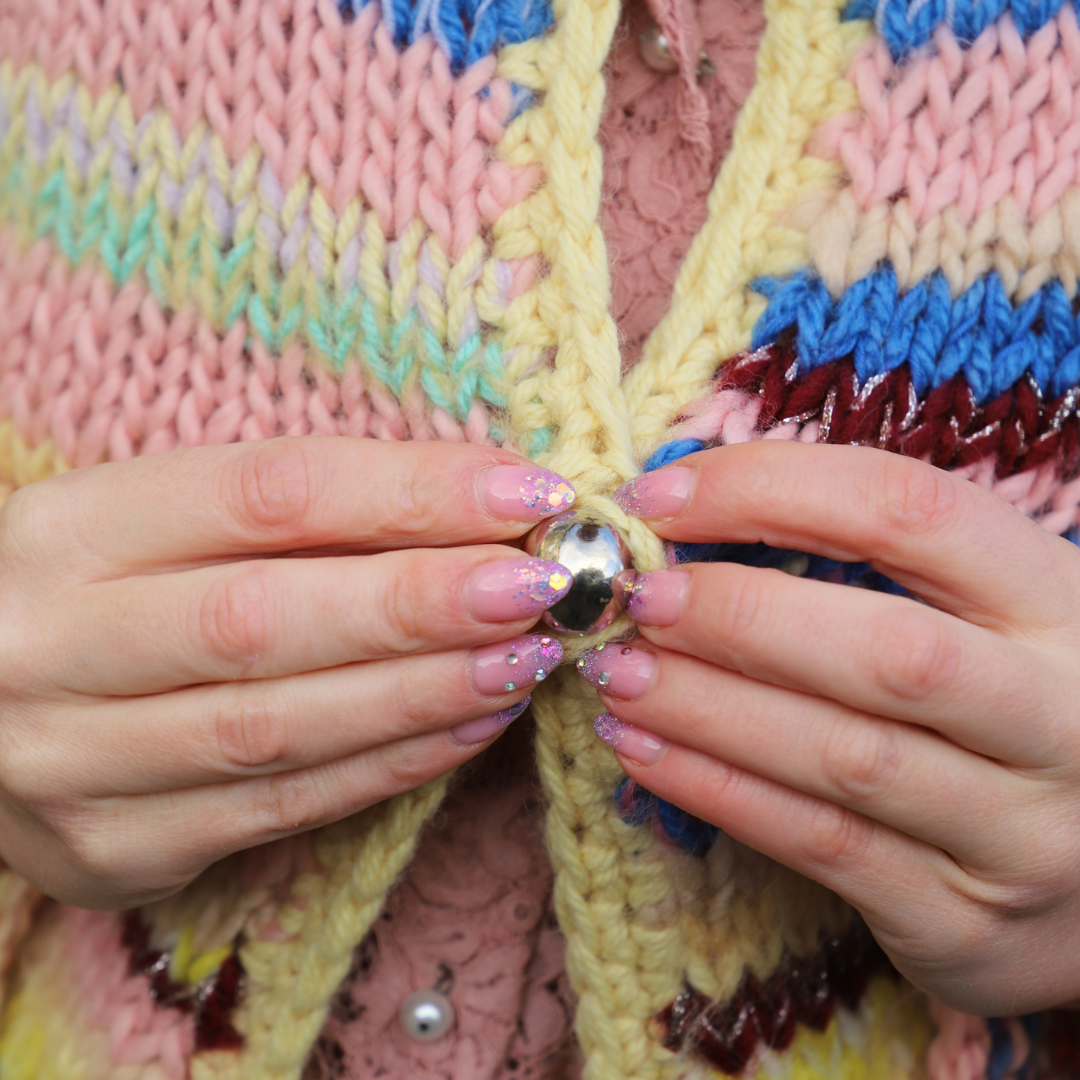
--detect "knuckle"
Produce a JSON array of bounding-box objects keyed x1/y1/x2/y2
[
  {"x1": 228, "y1": 441, "x2": 317, "y2": 533},
  {"x1": 196, "y1": 566, "x2": 277, "y2": 673},
  {"x1": 377, "y1": 554, "x2": 432, "y2": 651},
  {"x1": 718, "y1": 570, "x2": 776, "y2": 645},
  {"x1": 806, "y1": 802, "x2": 876, "y2": 867},
  {"x1": 253, "y1": 769, "x2": 326, "y2": 834},
  {"x1": 873, "y1": 455, "x2": 960, "y2": 538},
  {"x1": 55, "y1": 811, "x2": 124, "y2": 883},
  {"x1": 820, "y1": 720, "x2": 902, "y2": 803},
  {"x1": 375, "y1": 740, "x2": 441, "y2": 795},
  {"x1": 214, "y1": 690, "x2": 292, "y2": 770},
  {"x1": 390, "y1": 457, "x2": 444, "y2": 540},
  {"x1": 870, "y1": 607, "x2": 962, "y2": 701}
]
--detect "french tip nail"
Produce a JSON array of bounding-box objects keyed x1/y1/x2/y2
[
  {"x1": 451, "y1": 695, "x2": 532, "y2": 746},
  {"x1": 592, "y1": 712, "x2": 668, "y2": 766}
]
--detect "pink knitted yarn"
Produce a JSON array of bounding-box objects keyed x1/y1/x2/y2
[
  {"x1": 671, "y1": 384, "x2": 1080, "y2": 533},
  {"x1": 0, "y1": 230, "x2": 499, "y2": 466},
  {"x1": 0, "y1": 0, "x2": 538, "y2": 244},
  {"x1": 63, "y1": 907, "x2": 195, "y2": 1080},
  {"x1": 811, "y1": 8, "x2": 1080, "y2": 224}
]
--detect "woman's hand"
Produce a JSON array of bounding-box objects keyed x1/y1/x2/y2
[
  {"x1": 0, "y1": 437, "x2": 575, "y2": 908},
  {"x1": 580, "y1": 441, "x2": 1080, "y2": 1015}
]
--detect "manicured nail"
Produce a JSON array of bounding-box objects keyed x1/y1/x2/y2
[
  {"x1": 625, "y1": 570, "x2": 690, "y2": 626},
  {"x1": 477, "y1": 465, "x2": 576, "y2": 521},
  {"x1": 613, "y1": 467, "x2": 697, "y2": 519},
  {"x1": 450, "y1": 695, "x2": 531, "y2": 745},
  {"x1": 593, "y1": 713, "x2": 668, "y2": 765},
  {"x1": 464, "y1": 557, "x2": 573, "y2": 622},
  {"x1": 576, "y1": 642, "x2": 657, "y2": 699},
  {"x1": 471, "y1": 633, "x2": 563, "y2": 695}
]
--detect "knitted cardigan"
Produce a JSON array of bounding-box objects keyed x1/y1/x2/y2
[{"x1": 1, "y1": 0, "x2": 1079, "y2": 1075}]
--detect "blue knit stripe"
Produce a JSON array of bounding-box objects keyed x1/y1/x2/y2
[
  {"x1": 338, "y1": 0, "x2": 552, "y2": 70},
  {"x1": 751, "y1": 269, "x2": 1080, "y2": 403},
  {"x1": 844, "y1": 0, "x2": 1066, "y2": 58}
]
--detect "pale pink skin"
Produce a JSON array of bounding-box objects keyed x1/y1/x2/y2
[
  {"x1": 0, "y1": 438, "x2": 575, "y2": 908},
  {"x1": 600, "y1": 440, "x2": 1080, "y2": 1017}
]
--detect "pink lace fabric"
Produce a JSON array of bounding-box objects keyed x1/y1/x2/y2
[
  {"x1": 600, "y1": 0, "x2": 767, "y2": 366},
  {"x1": 301, "y1": 724, "x2": 583, "y2": 1080}
]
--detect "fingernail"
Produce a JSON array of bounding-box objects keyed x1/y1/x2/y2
[
  {"x1": 471, "y1": 633, "x2": 564, "y2": 695},
  {"x1": 613, "y1": 467, "x2": 697, "y2": 519},
  {"x1": 625, "y1": 570, "x2": 690, "y2": 626},
  {"x1": 464, "y1": 558, "x2": 573, "y2": 622},
  {"x1": 576, "y1": 642, "x2": 657, "y2": 699},
  {"x1": 450, "y1": 695, "x2": 531, "y2": 746},
  {"x1": 477, "y1": 465, "x2": 576, "y2": 521},
  {"x1": 593, "y1": 713, "x2": 668, "y2": 766}
]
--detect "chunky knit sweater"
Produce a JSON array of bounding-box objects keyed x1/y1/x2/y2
[{"x1": 1, "y1": 0, "x2": 1080, "y2": 1075}]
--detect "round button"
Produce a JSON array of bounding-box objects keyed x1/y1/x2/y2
[
  {"x1": 637, "y1": 25, "x2": 679, "y2": 74},
  {"x1": 525, "y1": 511, "x2": 635, "y2": 634},
  {"x1": 399, "y1": 989, "x2": 455, "y2": 1041}
]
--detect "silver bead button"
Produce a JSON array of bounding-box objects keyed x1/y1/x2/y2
[
  {"x1": 525, "y1": 511, "x2": 635, "y2": 634},
  {"x1": 399, "y1": 989, "x2": 455, "y2": 1041}
]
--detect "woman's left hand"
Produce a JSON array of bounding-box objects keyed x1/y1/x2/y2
[{"x1": 579, "y1": 441, "x2": 1080, "y2": 1016}]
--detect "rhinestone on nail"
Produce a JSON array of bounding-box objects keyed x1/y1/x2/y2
[
  {"x1": 506, "y1": 653, "x2": 519, "y2": 666},
  {"x1": 535, "y1": 669, "x2": 547, "y2": 681},
  {"x1": 597, "y1": 672, "x2": 610, "y2": 687},
  {"x1": 505, "y1": 681, "x2": 516, "y2": 692},
  {"x1": 622, "y1": 647, "x2": 632, "y2": 655},
  {"x1": 399, "y1": 989, "x2": 455, "y2": 1042},
  {"x1": 576, "y1": 658, "x2": 586, "y2": 669}
]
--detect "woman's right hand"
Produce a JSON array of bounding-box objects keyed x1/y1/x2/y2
[{"x1": 0, "y1": 437, "x2": 575, "y2": 909}]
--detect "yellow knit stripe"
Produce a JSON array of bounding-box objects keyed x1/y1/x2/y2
[{"x1": 623, "y1": 0, "x2": 871, "y2": 459}]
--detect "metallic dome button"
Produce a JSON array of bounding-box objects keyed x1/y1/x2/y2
[
  {"x1": 399, "y1": 989, "x2": 455, "y2": 1041},
  {"x1": 525, "y1": 511, "x2": 635, "y2": 634}
]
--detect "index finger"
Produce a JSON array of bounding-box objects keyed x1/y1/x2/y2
[
  {"x1": 616, "y1": 441, "x2": 1078, "y2": 631},
  {"x1": 5, "y1": 438, "x2": 576, "y2": 573}
]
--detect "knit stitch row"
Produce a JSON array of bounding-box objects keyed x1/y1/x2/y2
[
  {"x1": 752, "y1": 266, "x2": 1080, "y2": 400},
  {"x1": 844, "y1": 0, "x2": 1079, "y2": 58},
  {"x1": 815, "y1": 11, "x2": 1080, "y2": 226}
]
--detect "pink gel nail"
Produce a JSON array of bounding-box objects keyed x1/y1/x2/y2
[
  {"x1": 613, "y1": 467, "x2": 697, "y2": 519},
  {"x1": 450, "y1": 695, "x2": 531, "y2": 745},
  {"x1": 463, "y1": 558, "x2": 573, "y2": 622},
  {"x1": 576, "y1": 643, "x2": 657, "y2": 699},
  {"x1": 471, "y1": 634, "x2": 564, "y2": 696},
  {"x1": 625, "y1": 570, "x2": 690, "y2": 626},
  {"x1": 592, "y1": 713, "x2": 668, "y2": 766},
  {"x1": 477, "y1": 465, "x2": 576, "y2": 521}
]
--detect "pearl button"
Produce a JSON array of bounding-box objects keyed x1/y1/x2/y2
[
  {"x1": 399, "y1": 989, "x2": 455, "y2": 1041},
  {"x1": 637, "y1": 25, "x2": 679, "y2": 73}
]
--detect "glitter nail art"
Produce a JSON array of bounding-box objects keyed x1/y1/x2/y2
[
  {"x1": 512, "y1": 558, "x2": 573, "y2": 612},
  {"x1": 519, "y1": 471, "x2": 576, "y2": 515},
  {"x1": 493, "y1": 696, "x2": 532, "y2": 726},
  {"x1": 612, "y1": 468, "x2": 696, "y2": 519},
  {"x1": 593, "y1": 712, "x2": 631, "y2": 748},
  {"x1": 577, "y1": 645, "x2": 611, "y2": 687}
]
